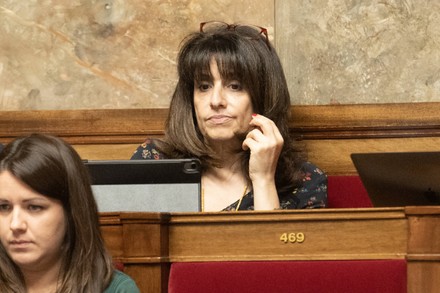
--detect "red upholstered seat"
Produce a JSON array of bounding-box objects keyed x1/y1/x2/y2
[
  {"x1": 327, "y1": 176, "x2": 373, "y2": 208},
  {"x1": 168, "y1": 260, "x2": 407, "y2": 293}
]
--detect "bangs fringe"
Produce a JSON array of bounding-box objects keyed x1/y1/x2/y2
[{"x1": 183, "y1": 34, "x2": 246, "y2": 84}]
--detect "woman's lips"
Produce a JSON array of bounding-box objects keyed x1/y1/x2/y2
[
  {"x1": 9, "y1": 240, "x2": 33, "y2": 249},
  {"x1": 208, "y1": 115, "x2": 232, "y2": 124}
]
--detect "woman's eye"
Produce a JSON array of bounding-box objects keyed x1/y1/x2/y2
[
  {"x1": 0, "y1": 204, "x2": 10, "y2": 212},
  {"x1": 197, "y1": 82, "x2": 211, "y2": 91},
  {"x1": 28, "y1": 205, "x2": 43, "y2": 212},
  {"x1": 228, "y1": 82, "x2": 243, "y2": 91}
]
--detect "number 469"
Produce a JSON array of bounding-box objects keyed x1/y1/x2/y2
[{"x1": 280, "y1": 232, "x2": 305, "y2": 243}]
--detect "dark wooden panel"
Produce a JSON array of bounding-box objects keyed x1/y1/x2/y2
[
  {"x1": 2, "y1": 103, "x2": 440, "y2": 144},
  {"x1": 0, "y1": 108, "x2": 168, "y2": 144},
  {"x1": 291, "y1": 103, "x2": 440, "y2": 139}
]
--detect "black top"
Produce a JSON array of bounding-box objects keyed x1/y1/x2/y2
[{"x1": 131, "y1": 139, "x2": 328, "y2": 210}]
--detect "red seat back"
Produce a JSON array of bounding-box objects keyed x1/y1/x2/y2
[
  {"x1": 169, "y1": 260, "x2": 406, "y2": 293},
  {"x1": 327, "y1": 176, "x2": 373, "y2": 208}
]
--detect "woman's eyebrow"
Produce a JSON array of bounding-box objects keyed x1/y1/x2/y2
[{"x1": 21, "y1": 197, "x2": 50, "y2": 204}]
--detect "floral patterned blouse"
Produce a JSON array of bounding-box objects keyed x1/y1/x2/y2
[{"x1": 131, "y1": 139, "x2": 328, "y2": 211}]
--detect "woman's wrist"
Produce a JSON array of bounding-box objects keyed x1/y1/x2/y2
[{"x1": 251, "y1": 179, "x2": 280, "y2": 210}]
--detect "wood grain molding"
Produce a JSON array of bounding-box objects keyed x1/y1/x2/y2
[
  {"x1": 0, "y1": 108, "x2": 169, "y2": 144},
  {"x1": 1, "y1": 102, "x2": 440, "y2": 144},
  {"x1": 291, "y1": 102, "x2": 440, "y2": 139}
]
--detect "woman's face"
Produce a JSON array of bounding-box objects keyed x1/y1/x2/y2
[
  {"x1": 193, "y1": 59, "x2": 254, "y2": 146},
  {"x1": 0, "y1": 170, "x2": 66, "y2": 273}
]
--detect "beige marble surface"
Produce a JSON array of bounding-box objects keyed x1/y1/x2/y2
[
  {"x1": 1, "y1": 0, "x2": 440, "y2": 110},
  {"x1": 0, "y1": 0, "x2": 273, "y2": 110},
  {"x1": 277, "y1": 0, "x2": 440, "y2": 105}
]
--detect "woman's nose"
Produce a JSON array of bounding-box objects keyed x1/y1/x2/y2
[
  {"x1": 10, "y1": 209, "x2": 27, "y2": 231},
  {"x1": 210, "y1": 85, "x2": 227, "y2": 107}
]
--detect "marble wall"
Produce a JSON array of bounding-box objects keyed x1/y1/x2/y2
[
  {"x1": 0, "y1": 0, "x2": 273, "y2": 110},
  {"x1": 277, "y1": 0, "x2": 440, "y2": 105},
  {"x1": 1, "y1": 0, "x2": 440, "y2": 110}
]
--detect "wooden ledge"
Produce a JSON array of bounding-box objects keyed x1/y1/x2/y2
[{"x1": 2, "y1": 102, "x2": 440, "y2": 144}]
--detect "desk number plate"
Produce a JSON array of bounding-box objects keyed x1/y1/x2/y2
[{"x1": 280, "y1": 232, "x2": 305, "y2": 244}]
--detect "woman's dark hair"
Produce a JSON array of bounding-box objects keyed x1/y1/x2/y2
[
  {"x1": 0, "y1": 133, "x2": 113, "y2": 292},
  {"x1": 159, "y1": 23, "x2": 306, "y2": 193}
]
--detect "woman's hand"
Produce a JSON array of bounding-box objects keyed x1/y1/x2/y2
[{"x1": 242, "y1": 114, "x2": 283, "y2": 209}]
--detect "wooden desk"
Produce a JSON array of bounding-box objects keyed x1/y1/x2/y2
[{"x1": 99, "y1": 207, "x2": 440, "y2": 293}]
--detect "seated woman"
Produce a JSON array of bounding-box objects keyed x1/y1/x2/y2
[
  {"x1": 0, "y1": 133, "x2": 140, "y2": 292},
  {"x1": 132, "y1": 21, "x2": 327, "y2": 211}
]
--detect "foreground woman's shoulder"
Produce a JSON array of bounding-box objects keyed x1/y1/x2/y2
[{"x1": 104, "y1": 270, "x2": 140, "y2": 293}]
